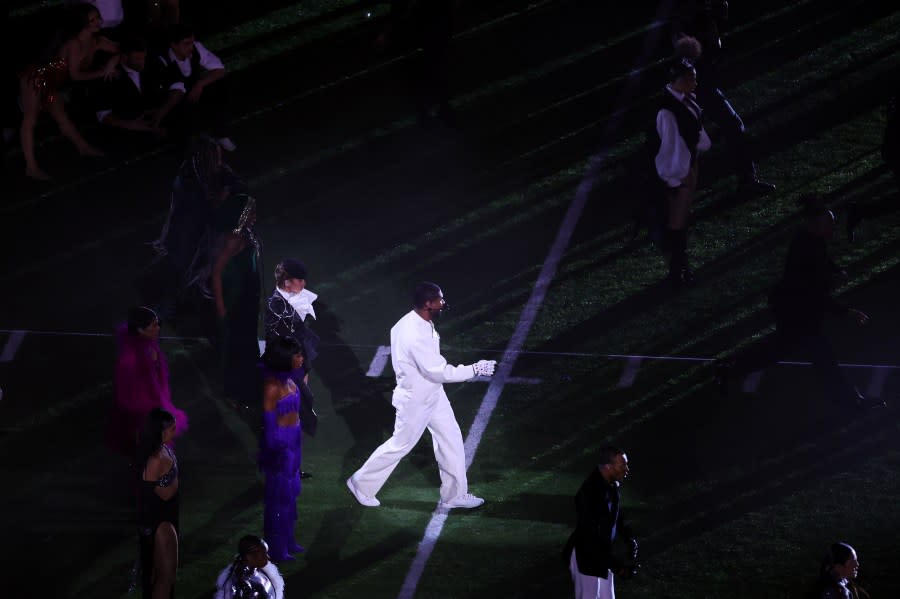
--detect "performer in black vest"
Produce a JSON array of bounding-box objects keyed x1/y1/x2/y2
[
  {"x1": 154, "y1": 24, "x2": 235, "y2": 151},
  {"x1": 264, "y1": 258, "x2": 321, "y2": 478},
  {"x1": 96, "y1": 34, "x2": 169, "y2": 139},
  {"x1": 651, "y1": 57, "x2": 711, "y2": 287},
  {"x1": 563, "y1": 447, "x2": 639, "y2": 599},
  {"x1": 671, "y1": 1, "x2": 776, "y2": 196}
]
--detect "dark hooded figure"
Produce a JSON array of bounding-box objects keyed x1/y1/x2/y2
[{"x1": 717, "y1": 194, "x2": 884, "y2": 410}]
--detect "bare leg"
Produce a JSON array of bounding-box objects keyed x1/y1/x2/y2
[
  {"x1": 151, "y1": 522, "x2": 178, "y2": 599},
  {"x1": 46, "y1": 97, "x2": 105, "y2": 157},
  {"x1": 18, "y1": 77, "x2": 50, "y2": 180}
]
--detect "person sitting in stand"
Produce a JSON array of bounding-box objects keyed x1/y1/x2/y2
[
  {"x1": 154, "y1": 24, "x2": 235, "y2": 151},
  {"x1": 96, "y1": 34, "x2": 168, "y2": 140},
  {"x1": 58, "y1": 3, "x2": 121, "y2": 115}
]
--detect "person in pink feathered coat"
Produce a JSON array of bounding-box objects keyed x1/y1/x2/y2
[{"x1": 106, "y1": 306, "x2": 188, "y2": 455}]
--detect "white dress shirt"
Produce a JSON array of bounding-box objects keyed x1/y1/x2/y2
[
  {"x1": 165, "y1": 41, "x2": 225, "y2": 93},
  {"x1": 655, "y1": 84, "x2": 712, "y2": 188}
]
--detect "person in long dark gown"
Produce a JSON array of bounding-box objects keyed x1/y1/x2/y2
[
  {"x1": 145, "y1": 136, "x2": 246, "y2": 322},
  {"x1": 211, "y1": 193, "x2": 262, "y2": 409}
]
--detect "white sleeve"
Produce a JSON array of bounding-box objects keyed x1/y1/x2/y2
[
  {"x1": 654, "y1": 109, "x2": 692, "y2": 188},
  {"x1": 194, "y1": 41, "x2": 225, "y2": 72},
  {"x1": 97, "y1": 109, "x2": 112, "y2": 123},
  {"x1": 408, "y1": 335, "x2": 475, "y2": 384},
  {"x1": 697, "y1": 126, "x2": 712, "y2": 152},
  {"x1": 261, "y1": 563, "x2": 285, "y2": 599},
  {"x1": 214, "y1": 566, "x2": 231, "y2": 599}
]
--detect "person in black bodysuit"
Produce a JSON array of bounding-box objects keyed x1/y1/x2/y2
[
  {"x1": 717, "y1": 194, "x2": 883, "y2": 409},
  {"x1": 135, "y1": 408, "x2": 180, "y2": 598}
]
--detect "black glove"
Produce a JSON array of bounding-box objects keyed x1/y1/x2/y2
[{"x1": 617, "y1": 539, "x2": 640, "y2": 579}]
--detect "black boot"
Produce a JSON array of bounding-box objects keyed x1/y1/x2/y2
[
  {"x1": 739, "y1": 162, "x2": 776, "y2": 196},
  {"x1": 666, "y1": 228, "x2": 694, "y2": 288},
  {"x1": 846, "y1": 202, "x2": 862, "y2": 242}
]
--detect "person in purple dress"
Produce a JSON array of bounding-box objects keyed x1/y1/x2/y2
[{"x1": 258, "y1": 336, "x2": 305, "y2": 561}]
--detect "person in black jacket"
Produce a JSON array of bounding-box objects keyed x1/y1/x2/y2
[
  {"x1": 96, "y1": 34, "x2": 168, "y2": 139},
  {"x1": 563, "y1": 447, "x2": 639, "y2": 599},
  {"x1": 153, "y1": 24, "x2": 234, "y2": 150},
  {"x1": 264, "y1": 258, "x2": 321, "y2": 478},
  {"x1": 717, "y1": 194, "x2": 883, "y2": 409}
]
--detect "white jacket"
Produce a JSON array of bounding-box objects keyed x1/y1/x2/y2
[{"x1": 390, "y1": 310, "x2": 475, "y2": 402}]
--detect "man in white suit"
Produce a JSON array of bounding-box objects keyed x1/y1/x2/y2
[{"x1": 347, "y1": 281, "x2": 496, "y2": 509}]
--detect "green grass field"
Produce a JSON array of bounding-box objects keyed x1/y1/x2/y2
[{"x1": 2, "y1": 1, "x2": 900, "y2": 597}]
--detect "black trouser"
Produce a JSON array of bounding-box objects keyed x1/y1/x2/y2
[
  {"x1": 731, "y1": 319, "x2": 858, "y2": 406},
  {"x1": 166, "y1": 78, "x2": 232, "y2": 143}
]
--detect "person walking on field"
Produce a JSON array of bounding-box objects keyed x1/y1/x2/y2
[{"x1": 347, "y1": 281, "x2": 496, "y2": 509}]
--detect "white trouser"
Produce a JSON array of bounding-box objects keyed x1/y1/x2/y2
[
  {"x1": 351, "y1": 387, "x2": 467, "y2": 502},
  {"x1": 569, "y1": 548, "x2": 614, "y2": 599}
]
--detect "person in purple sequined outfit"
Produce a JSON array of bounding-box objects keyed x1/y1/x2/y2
[{"x1": 258, "y1": 336, "x2": 305, "y2": 561}]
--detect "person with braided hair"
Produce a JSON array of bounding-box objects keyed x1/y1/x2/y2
[
  {"x1": 214, "y1": 535, "x2": 285, "y2": 599},
  {"x1": 145, "y1": 136, "x2": 245, "y2": 320}
]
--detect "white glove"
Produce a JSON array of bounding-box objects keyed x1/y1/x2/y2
[{"x1": 472, "y1": 360, "x2": 497, "y2": 377}]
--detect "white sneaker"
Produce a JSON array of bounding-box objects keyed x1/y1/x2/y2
[
  {"x1": 346, "y1": 477, "x2": 380, "y2": 507},
  {"x1": 440, "y1": 493, "x2": 485, "y2": 509},
  {"x1": 217, "y1": 137, "x2": 237, "y2": 152}
]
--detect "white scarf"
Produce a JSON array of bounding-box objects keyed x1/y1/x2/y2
[{"x1": 276, "y1": 286, "x2": 318, "y2": 321}]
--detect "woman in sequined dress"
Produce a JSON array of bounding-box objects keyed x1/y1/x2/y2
[
  {"x1": 258, "y1": 336, "x2": 305, "y2": 561},
  {"x1": 18, "y1": 4, "x2": 115, "y2": 179},
  {"x1": 135, "y1": 408, "x2": 181, "y2": 599}
]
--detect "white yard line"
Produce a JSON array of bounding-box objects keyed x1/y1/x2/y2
[
  {"x1": 0, "y1": 331, "x2": 27, "y2": 363},
  {"x1": 617, "y1": 356, "x2": 643, "y2": 388},
  {"x1": 365, "y1": 345, "x2": 393, "y2": 377}
]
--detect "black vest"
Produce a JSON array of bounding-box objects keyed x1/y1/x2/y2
[
  {"x1": 159, "y1": 49, "x2": 204, "y2": 91},
  {"x1": 652, "y1": 90, "x2": 703, "y2": 163},
  {"x1": 106, "y1": 66, "x2": 166, "y2": 120}
]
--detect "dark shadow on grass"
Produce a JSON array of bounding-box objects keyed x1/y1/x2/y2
[{"x1": 295, "y1": 528, "x2": 419, "y2": 597}]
